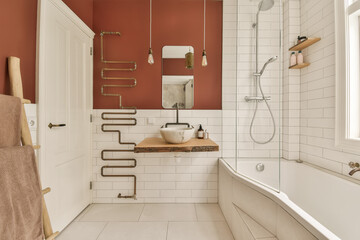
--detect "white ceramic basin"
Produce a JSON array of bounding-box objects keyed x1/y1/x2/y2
[{"x1": 160, "y1": 127, "x2": 195, "y2": 144}]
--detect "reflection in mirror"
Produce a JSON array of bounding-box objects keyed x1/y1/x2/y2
[{"x1": 162, "y1": 46, "x2": 194, "y2": 109}]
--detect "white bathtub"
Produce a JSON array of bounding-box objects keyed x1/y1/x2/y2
[
  {"x1": 280, "y1": 160, "x2": 360, "y2": 240},
  {"x1": 219, "y1": 158, "x2": 360, "y2": 240}
]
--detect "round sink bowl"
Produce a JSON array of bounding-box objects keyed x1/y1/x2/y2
[{"x1": 160, "y1": 127, "x2": 195, "y2": 144}]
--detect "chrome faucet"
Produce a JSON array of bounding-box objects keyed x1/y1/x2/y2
[{"x1": 348, "y1": 162, "x2": 360, "y2": 176}]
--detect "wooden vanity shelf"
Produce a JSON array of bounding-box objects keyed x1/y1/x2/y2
[
  {"x1": 134, "y1": 138, "x2": 219, "y2": 153},
  {"x1": 289, "y1": 37, "x2": 321, "y2": 51},
  {"x1": 289, "y1": 63, "x2": 310, "y2": 69}
]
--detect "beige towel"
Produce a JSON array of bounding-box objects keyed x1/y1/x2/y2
[
  {"x1": 0, "y1": 94, "x2": 22, "y2": 147},
  {"x1": 0, "y1": 146, "x2": 43, "y2": 240}
]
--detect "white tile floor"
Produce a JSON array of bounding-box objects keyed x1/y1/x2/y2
[{"x1": 57, "y1": 203, "x2": 234, "y2": 240}]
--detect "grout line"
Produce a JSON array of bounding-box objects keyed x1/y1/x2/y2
[
  {"x1": 76, "y1": 204, "x2": 93, "y2": 222},
  {"x1": 137, "y1": 203, "x2": 146, "y2": 222},
  {"x1": 95, "y1": 222, "x2": 109, "y2": 240},
  {"x1": 194, "y1": 203, "x2": 199, "y2": 222},
  {"x1": 166, "y1": 221, "x2": 169, "y2": 240}
]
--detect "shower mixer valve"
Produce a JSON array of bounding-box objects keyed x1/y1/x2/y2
[{"x1": 244, "y1": 96, "x2": 271, "y2": 102}]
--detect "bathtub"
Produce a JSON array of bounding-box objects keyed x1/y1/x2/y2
[{"x1": 219, "y1": 158, "x2": 360, "y2": 240}]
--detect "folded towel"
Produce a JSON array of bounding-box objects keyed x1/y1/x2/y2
[
  {"x1": 0, "y1": 146, "x2": 43, "y2": 240},
  {"x1": 0, "y1": 94, "x2": 22, "y2": 147}
]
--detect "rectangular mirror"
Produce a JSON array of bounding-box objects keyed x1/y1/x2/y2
[{"x1": 162, "y1": 46, "x2": 194, "y2": 109}]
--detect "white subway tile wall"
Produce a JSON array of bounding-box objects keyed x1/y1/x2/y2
[
  {"x1": 222, "y1": 0, "x2": 238, "y2": 163},
  {"x1": 283, "y1": 0, "x2": 301, "y2": 160},
  {"x1": 92, "y1": 110, "x2": 222, "y2": 203},
  {"x1": 222, "y1": 0, "x2": 282, "y2": 179},
  {"x1": 300, "y1": 0, "x2": 360, "y2": 179},
  {"x1": 236, "y1": 0, "x2": 281, "y2": 161}
]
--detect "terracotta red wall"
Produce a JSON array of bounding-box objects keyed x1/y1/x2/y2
[
  {"x1": 93, "y1": 0, "x2": 222, "y2": 109},
  {"x1": 62, "y1": 0, "x2": 94, "y2": 28},
  {"x1": 163, "y1": 59, "x2": 194, "y2": 76},
  {"x1": 0, "y1": 0, "x2": 38, "y2": 101},
  {"x1": 0, "y1": 0, "x2": 93, "y2": 102}
]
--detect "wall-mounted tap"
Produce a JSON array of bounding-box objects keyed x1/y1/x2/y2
[
  {"x1": 172, "y1": 103, "x2": 180, "y2": 124},
  {"x1": 349, "y1": 168, "x2": 360, "y2": 176},
  {"x1": 164, "y1": 103, "x2": 190, "y2": 128},
  {"x1": 348, "y1": 162, "x2": 360, "y2": 176}
]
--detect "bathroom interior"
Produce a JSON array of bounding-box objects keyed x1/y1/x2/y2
[{"x1": 1, "y1": 0, "x2": 360, "y2": 239}]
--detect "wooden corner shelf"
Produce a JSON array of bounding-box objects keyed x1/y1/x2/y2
[
  {"x1": 289, "y1": 63, "x2": 310, "y2": 69},
  {"x1": 134, "y1": 138, "x2": 219, "y2": 153},
  {"x1": 289, "y1": 37, "x2": 321, "y2": 51}
]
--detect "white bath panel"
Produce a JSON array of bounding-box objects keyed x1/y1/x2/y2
[
  {"x1": 230, "y1": 208, "x2": 255, "y2": 240},
  {"x1": 233, "y1": 204, "x2": 276, "y2": 240},
  {"x1": 276, "y1": 206, "x2": 317, "y2": 240}
]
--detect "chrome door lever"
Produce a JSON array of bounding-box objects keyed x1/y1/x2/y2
[{"x1": 48, "y1": 123, "x2": 66, "y2": 129}]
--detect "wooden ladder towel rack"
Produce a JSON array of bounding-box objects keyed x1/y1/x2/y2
[{"x1": 8, "y1": 56, "x2": 59, "y2": 240}]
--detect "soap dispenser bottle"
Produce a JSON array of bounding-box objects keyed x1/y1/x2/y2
[
  {"x1": 197, "y1": 125, "x2": 204, "y2": 139},
  {"x1": 297, "y1": 51, "x2": 304, "y2": 64},
  {"x1": 290, "y1": 52, "x2": 297, "y2": 67}
]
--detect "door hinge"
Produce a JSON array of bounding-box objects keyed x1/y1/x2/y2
[
  {"x1": 90, "y1": 181, "x2": 93, "y2": 190},
  {"x1": 90, "y1": 47, "x2": 93, "y2": 56},
  {"x1": 90, "y1": 114, "x2": 93, "y2": 123}
]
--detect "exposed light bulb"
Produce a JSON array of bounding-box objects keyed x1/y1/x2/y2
[
  {"x1": 148, "y1": 48, "x2": 154, "y2": 65},
  {"x1": 202, "y1": 50, "x2": 208, "y2": 67}
]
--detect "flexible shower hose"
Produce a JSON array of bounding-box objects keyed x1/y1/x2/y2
[{"x1": 249, "y1": 77, "x2": 276, "y2": 144}]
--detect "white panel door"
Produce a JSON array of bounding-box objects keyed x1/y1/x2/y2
[{"x1": 38, "y1": 0, "x2": 93, "y2": 231}]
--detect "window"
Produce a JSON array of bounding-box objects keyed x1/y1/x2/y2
[{"x1": 335, "y1": 0, "x2": 360, "y2": 153}]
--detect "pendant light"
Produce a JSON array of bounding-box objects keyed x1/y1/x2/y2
[
  {"x1": 148, "y1": 0, "x2": 154, "y2": 65},
  {"x1": 202, "y1": 0, "x2": 208, "y2": 67}
]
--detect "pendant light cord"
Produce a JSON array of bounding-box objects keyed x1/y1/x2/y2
[
  {"x1": 150, "y1": 0, "x2": 152, "y2": 48},
  {"x1": 203, "y1": 0, "x2": 206, "y2": 50}
]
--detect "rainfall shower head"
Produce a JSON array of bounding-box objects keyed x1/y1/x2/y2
[
  {"x1": 259, "y1": 56, "x2": 278, "y2": 75},
  {"x1": 258, "y1": 0, "x2": 275, "y2": 12},
  {"x1": 253, "y1": 0, "x2": 275, "y2": 28}
]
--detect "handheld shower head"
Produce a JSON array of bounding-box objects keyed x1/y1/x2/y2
[
  {"x1": 259, "y1": 56, "x2": 278, "y2": 75},
  {"x1": 267, "y1": 56, "x2": 278, "y2": 63},
  {"x1": 258, "y1": 0, "x2": 275, "y2": 11}
]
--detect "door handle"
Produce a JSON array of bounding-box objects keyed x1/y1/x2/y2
[{"x1": 48, "y1": 123, "x2": 66, "y2": 129}]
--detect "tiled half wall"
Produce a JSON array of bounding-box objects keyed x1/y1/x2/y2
[{"x1": 91, "y1": 109, "x2": 221, "y2": 203}]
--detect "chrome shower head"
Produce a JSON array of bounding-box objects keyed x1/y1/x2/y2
[
  {"x1": 267, "y1": 56, "x2": 278, "y2": 63},
  {"x1": 259, "y1": 56, "x2": 278, "y2": 75},
  {"x1": 258, "y1": 0, "x2": 274, "y2": 11},
  {"x1": 253, "y1": 0, "x2": 275, "y2": 28}
]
